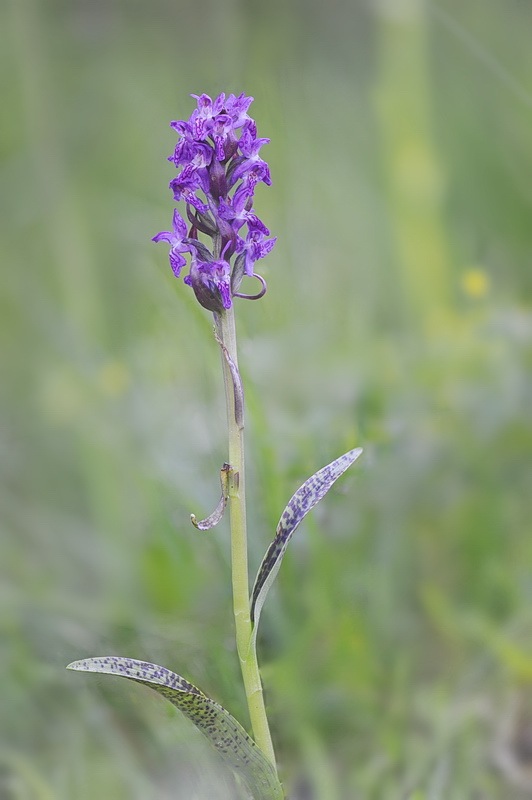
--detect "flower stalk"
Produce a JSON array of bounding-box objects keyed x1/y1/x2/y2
[{"x1": 215, "y1": 307, "x2": 276, "y2": 766}]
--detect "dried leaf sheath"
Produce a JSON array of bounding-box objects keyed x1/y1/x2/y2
[{"x1": 191, "y1": 463, "x2": 232, "y2": 530}]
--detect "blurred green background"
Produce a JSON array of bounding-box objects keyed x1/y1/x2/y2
[{"x1": 2, "y1": 0, "x2": 532, "y2": 797}]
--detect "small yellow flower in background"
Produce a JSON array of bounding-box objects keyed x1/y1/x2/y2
[
  {"x1": 461, "y1": 267, "x2": 490, "y2": 299},
  {"x1": 98, "y1": 360, "x2": 130, "y2": 397}
]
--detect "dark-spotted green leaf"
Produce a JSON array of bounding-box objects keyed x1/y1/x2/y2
[
  {"x1": 250, "y1": 448, "x2": 363, "y2": 646},
  {"x1": 67, "y1": 657, "x2": 283, "y2": 800}
]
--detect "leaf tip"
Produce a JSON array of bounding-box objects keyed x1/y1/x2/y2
[{"x1": 66, "y1": 658, "x2": 99, "y2": 672}]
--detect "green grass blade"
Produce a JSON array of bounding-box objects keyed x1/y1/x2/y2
[
  {"x1": 250, "y1": 448, "x2": 363, "y2": 646},
  {"x1": 67, "y1": 657, "x2": 284, "y2": 800}
]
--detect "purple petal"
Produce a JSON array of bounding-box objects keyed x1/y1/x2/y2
[
  {"x1": 152, "y1": 230, "x2": 173, "y2": 244},
  {"x1": 172, "y1": 208, "x2": 188, "y2": 238},
  {"x1": 246, "y1": 214, "x2": 270, "y2": 236},
  {"x1": 169, "y1": 249, "x2": 187, "y2": 277},
  {"x1": 170, "y1": 120, "x2": 193, "y2": 136}
]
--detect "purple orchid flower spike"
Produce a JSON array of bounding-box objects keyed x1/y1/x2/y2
[{"x1": 153, "y1": 92, "x2": 276, "y2": 311}]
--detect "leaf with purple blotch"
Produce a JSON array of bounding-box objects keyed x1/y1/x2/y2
[
  {"x1": 67, "y1": 657, "x2": 283, "y2": 800},
  {"x1": 249, "y1": 448, "x2": 363, "y2": 648}
]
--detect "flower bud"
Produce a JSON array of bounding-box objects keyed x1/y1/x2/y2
[{"x1": 184, "y1": 254, "x2": 232, "y2": 313}]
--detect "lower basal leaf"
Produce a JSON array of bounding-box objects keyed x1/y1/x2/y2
[{"x1": 67, "y1": 657, "x2": 283, "y2": 800}]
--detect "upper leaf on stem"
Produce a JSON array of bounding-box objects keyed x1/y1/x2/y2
[{"x1": 249, "y1": 448, "x2": 363, "y2": 648}]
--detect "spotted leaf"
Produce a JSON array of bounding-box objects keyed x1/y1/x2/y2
[
  {"x1": 250, "y1": 448, "x2": 363, "y2": 647},
  {"x1": 67, "y1": 657, "x2": 283, "y2": 800}
]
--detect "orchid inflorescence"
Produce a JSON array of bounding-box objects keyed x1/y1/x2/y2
[{"x1": 152, "y1": 92, "x2": 276, "y2": 313}]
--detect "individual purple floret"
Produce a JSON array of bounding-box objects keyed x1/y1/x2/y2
[
  {"x1": 151, "y1": 209, "x2": 191, "y2": 277},
  {"x1": 153, "y1": 92, "x2": 276, "y2": 312},
  {"x1": 240, "y1": 229, "x2": 278, "y2": 278}
]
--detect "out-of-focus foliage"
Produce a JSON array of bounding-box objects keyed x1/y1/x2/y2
[{"x1": 2, "y1": 0, "x2": 532, "y2": 797}]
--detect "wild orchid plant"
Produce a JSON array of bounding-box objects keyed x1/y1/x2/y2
[{"x1": 68, "y1": 93, "x2": 362, "y2": 799}]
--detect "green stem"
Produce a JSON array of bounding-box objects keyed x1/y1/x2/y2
[{"x1": 214, "y1": 308, "x2": 276, "y2": 769}]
